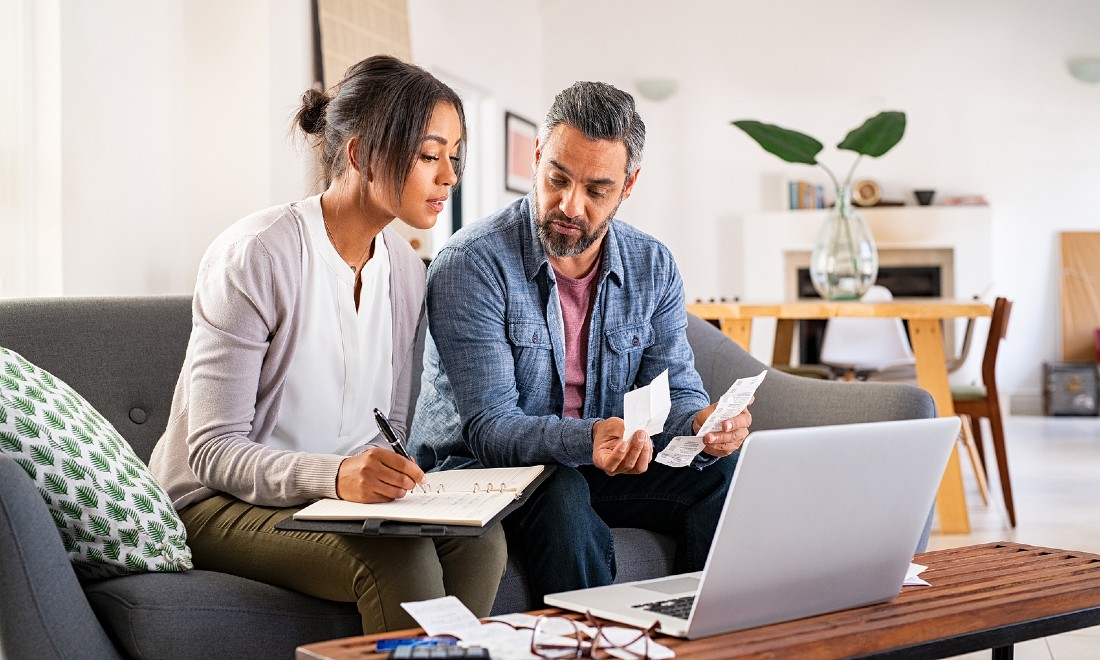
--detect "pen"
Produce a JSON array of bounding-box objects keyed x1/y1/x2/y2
[{"x1": 374, "y1": 408, "x2": 413, "y2": 462}]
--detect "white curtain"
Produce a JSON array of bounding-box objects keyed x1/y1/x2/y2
[{"x1": 0, "y1": 0, "x2": 62, "y2": 298}]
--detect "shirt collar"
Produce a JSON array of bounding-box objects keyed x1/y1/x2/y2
[{"x1": 521, "y1": 194, "x2": 624, "y2": 288}]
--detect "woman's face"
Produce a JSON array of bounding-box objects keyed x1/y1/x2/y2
[{"x1": 387, "y1": 101, "x2": 463, "y2": 231}]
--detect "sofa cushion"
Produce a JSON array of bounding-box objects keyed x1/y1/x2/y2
[
  {"x1": 85, "y1": 571, "x2": 361, "y2": 660},
  {"x1": 0, "y1": 347, "x2": 192, "y2": 579}
]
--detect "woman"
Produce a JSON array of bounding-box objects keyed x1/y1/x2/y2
[{"x1": 150, "y1": 55, "x2": 507, "y2": 633}]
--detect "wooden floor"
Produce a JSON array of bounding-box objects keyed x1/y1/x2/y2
[{"x1": 928, "y1": 415, "x2": 1100, "y2": 659}]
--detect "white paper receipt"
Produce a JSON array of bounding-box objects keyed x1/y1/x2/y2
[
  {"x1": 400, "y1": 595, "x2": 482, "y2": 638},
  {"x1": 697, "y1": 369, "x2": 767, "y2": 436},
  {"x1": 655, "y1": 436, "x2": 706, "y2": 467},
  {"x1": 655, "y1": 369, "x2": 767, "y2": 468},
  {"x1": 623, "y1": 369, "x2": 670, "y2": 443}
]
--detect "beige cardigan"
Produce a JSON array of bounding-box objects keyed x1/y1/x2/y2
[{"x1": 150, "y1": 201, "x2": 425, "y2": 510}]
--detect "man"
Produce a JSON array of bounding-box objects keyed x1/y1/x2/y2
[{"x1": 409, "y1": 81, "x2": 751, "y2": 603}]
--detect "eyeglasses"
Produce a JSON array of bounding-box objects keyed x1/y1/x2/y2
[{"x1": 527, "y1": 613, "x2": 658, "y2": 659}]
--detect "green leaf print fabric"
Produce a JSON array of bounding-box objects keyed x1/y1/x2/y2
[{"x1": 0, "y1": 347, "x2": 192, "y2": 578}]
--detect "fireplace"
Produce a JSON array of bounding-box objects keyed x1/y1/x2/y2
[
  {"x1": 732, "y1": 205, "x2": 991, "y2": 383},
  {"x1": 795, "y1": 264, "x2": 945, "y2": 365}
]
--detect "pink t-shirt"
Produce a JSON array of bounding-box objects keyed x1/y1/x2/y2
[{"x1": 553, "y1": 260, "x2": 602, "y2": 419}]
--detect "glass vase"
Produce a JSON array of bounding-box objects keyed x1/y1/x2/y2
[{"x1": 809, "y1": 184, "x2": 879, "y2": 300}]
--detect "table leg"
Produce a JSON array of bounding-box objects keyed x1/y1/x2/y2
[
  {"x1": 719, "y1": 318, "x2": 753, "y2": 351},
  {"x1": 908, "y1": 318, "x2": 970, "y2": 534},
  {"x1": 772, "y1": 319, "x2": 796, "y2": 367}
]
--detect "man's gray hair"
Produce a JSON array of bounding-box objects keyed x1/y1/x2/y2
[{"x1": 538, "y1": 81, "x2": 646, "y2": 177}]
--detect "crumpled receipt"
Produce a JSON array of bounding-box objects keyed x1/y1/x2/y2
[
  {"x1": 655, "y1": 369, "x2": 766, "y2": 468},
  {"x1": 623, "y1": 369, "x2": 670, "y2": 444}
]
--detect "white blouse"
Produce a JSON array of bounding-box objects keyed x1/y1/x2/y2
[{"x1": 268, "y1": 194, "x2": 394, "y2": 456}]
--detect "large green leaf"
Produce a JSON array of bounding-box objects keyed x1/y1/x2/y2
[
  {"x1": 837, "y1": 111, "x2": 906, "y2": 157},
  {"x1": 731, "y1": 120, "x2": 823, "y2": 165}
]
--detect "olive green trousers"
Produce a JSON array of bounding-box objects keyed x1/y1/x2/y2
[{"x1": 180, "y1": 494, "x2": 508, "y2": 633}]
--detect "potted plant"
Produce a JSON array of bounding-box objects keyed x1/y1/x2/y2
[{"x1": 732, "y1": 112, "x2": 906, "y2": 300}]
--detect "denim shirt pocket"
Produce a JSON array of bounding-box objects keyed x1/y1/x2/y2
[
  {"x1": 604, "y1": 323, "x2": 654, "y2": 393},
  {"x1": 508, "y1": 319, "x2": 555, "y2": 396}
]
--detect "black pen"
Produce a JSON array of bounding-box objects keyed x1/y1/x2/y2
[{"x1": 373, "y1": 408, "x2": 414, "y2": 462}]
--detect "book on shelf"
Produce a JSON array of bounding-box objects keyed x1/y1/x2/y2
[
  {"x1": 788, "y1": 180, "x2": 825, "y2": 209},
  {"x1": 289, "y1": 465, "x2": 550, "y2": 530}
]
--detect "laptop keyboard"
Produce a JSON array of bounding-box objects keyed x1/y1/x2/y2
[{"x1": 633, "y1": 595, "x2": 696, "y2": 619}]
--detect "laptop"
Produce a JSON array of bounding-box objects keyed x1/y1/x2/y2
[{"x1": 544, "y1": 417, "x2": 961, "y2": 639}]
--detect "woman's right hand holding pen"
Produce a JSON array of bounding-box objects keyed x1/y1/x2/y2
[{"x1": 335, "y1": 448, "x2": 426, "y2": 503}]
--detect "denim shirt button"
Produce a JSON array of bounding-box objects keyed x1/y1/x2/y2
[
  {"x1": 632, "y1": 337, "x2": 640, "y2": 346},
  {"x1": 532, "y1": 333, "x2": 538, "y2": 343}
]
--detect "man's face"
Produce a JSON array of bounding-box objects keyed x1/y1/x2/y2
[{"x1": 532, "y1": 124, "x2": 639, "y2": 260}]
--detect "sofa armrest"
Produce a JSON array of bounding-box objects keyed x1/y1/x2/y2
[
  {"x1": 0, "y1": 454, "x2": 123, "y2": 660},
  {"x1": 687, "y1": 314, "x2": 937, "y2": 430}
]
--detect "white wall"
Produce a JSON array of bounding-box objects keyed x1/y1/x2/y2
[
  {"x1": 57, "y1": 0, "x2": 313, "y2": 296},
  {"x1": 526, "y1": 0, "x2": 1100, "y2": 411},
  {"x1": 408, "y1": 0, "x2": 545, "y2": 222},
  {"x1": 23, "y1": 0, "x2": 1100, "y2": 410}
]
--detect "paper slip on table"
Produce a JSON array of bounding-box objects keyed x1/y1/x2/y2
[{"x1": 296, "y1": 542, "x2": 1100, "y2": 660}]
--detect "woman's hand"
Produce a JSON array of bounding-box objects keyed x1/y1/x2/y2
[{"x1": 335, "y1": 448, "x2": 426, "y2": 503}]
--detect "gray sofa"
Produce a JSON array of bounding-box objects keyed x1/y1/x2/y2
[{"x1": 0, "y1": 295, "x2": 935, "y2": 660}]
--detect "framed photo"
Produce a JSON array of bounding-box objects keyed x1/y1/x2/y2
[{"x1": 504, "y1": 111, "x2": 537, "y2": 194}]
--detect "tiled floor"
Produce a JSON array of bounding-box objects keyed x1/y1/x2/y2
[{"x1": 926, "y1": 415, "x2": 1100, "y2": 659}]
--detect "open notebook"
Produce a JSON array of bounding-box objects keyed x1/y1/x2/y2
[{"x1": 291, "y1": 465, "x2": 547, "y2": 527}]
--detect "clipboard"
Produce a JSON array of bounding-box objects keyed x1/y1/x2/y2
[{"x1": 274, "y1": 464, "x2": 556, "y2": 538}]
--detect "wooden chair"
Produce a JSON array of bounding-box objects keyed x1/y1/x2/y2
[{"x1": 952, "y1": 297, "x2": 1015, "y2": 526}]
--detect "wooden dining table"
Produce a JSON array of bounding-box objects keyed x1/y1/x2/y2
[{"x1": 687, "y1": 298, "x2": 993, "y2": 534}]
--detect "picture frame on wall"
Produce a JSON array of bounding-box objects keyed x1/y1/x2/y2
[{"x1": 504, "y1": 111, "x2": 537, "y2": 194}]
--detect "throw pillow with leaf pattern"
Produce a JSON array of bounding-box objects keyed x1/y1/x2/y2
[{"x1": 0, "y1": 346, "x2": 192, "y2": 578}]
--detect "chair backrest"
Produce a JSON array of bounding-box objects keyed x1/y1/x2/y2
[
  {"x1": 819, "y1": 285, "x2": 916, "y2": 371},
  {"x1": 980, "y1": 297, "x2": 1012, "y2": 398}
]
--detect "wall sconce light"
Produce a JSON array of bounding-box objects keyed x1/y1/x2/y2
[
  {"x1": 1068, "y1": 57, "x2": 1100, "y2": 83},
  {"x1": 636, "y1": 78, "x2": 678, "y2": 101}
]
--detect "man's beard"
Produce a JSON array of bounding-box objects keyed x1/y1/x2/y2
[{"x1": 533, "y1": 187, "x2": 619, "y2": 259}]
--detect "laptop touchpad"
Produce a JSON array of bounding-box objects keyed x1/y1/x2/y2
[{"x1": 642, "y1": 576, "x2": 700, "y2": 595}]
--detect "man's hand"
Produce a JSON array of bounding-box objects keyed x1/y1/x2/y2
[
  {"x1": 592, "y1": 418, "x2": 652, "y2": 476},
  {"x1": 335, "y1": 448, "x2": 426, "y2": 503},
  {"x1": 692, "y1": 397, "x2": 753, "y2": 458}
]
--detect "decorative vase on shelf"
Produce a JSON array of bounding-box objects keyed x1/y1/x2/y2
[
  {"x1": 730, "y1": 110, "x2": 905, "y2": 300},
  {"x1": 809, "y1": 184, "x2": 878, "y2": 300}
]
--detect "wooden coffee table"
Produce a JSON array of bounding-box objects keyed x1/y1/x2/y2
[{"x1": 297, "y1": 542, "x2": 1100, "y2": 659}]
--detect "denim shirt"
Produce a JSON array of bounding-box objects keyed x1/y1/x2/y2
[{"x1": 408, "y1": 195, "x2": 711, "y2": 472}]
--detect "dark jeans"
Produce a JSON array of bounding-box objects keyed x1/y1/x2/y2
[{"x1": 502, "y1": 455, "x2": 738, "y2": 605}]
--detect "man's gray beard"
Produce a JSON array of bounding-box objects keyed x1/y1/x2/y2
[{"x1": 533, "y1": 187, "x2": 618, "y2": 259}]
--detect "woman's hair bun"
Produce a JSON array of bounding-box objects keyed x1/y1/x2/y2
[{"x1": 296, "y1": 87, "x2": 330, "y2": 135}]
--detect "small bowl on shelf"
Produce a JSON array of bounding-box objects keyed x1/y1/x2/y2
[{"x1": 914, "y1": 189, "x2": 936, "y2": 206}]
